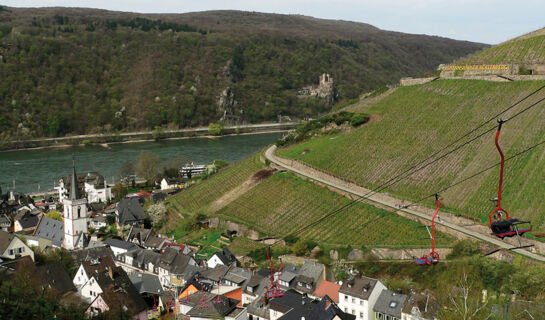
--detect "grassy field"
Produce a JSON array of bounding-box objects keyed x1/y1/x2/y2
[
  {"x1": 215, "y1": 172, "x2": 453, "y2": 247},
  {"x1": 165, "y1": 154, "x2": 265, "y2": 215},
  {"x1": 456, "y1": 33, "x2": 545, "y2": 65},
  {"x1": 278, "y1": 79, "x2": 545, "y2": 229}
]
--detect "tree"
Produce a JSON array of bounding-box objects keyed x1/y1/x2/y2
[
  {"x1": 136, "y1": 151, "x2": 160, "y2": 184},
  {"x1": 112, "y1": 182, "x2": 128, "y2": 201},
  {"x1": 151, "y1": 126, "x2": 165, "y2": 141},
  {"x1": 45, "y1": 210, "x2": 63, "y2": 221},
  {"x1": 208, "y1": 123, "x2": 222, "y2": 136},
  {"x1": 147, "y1": 203, "x2": 167, "y2": 227},
  {"x1": 118, "y1": 162, "x2": 135, "y2": 180},
  {"x1": 292, "y1": 239, "x2": 309, "y2": 256}
]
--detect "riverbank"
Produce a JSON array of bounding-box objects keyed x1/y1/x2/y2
[{"x1": 0, "y1": 122, "x2": 296, "y2": 152}]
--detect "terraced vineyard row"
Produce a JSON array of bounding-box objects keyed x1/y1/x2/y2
[
  {"x1": 279, "y1": 80, "x2": 545, "y2": 229},
  {"x1": 457, "y1": 34, "x2": 545, "y2": 65},
  {"x1": 165, "y1": 154, "x2": 264, "y2": 215},
  {"x1": 216, "y1": 172, "x2": 453, "y2": 247}
]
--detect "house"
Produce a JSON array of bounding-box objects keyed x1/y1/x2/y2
[
  {"x1": 13, "y1": 214, "x2": 40, "y2": 232},
  {"x1": 0, "y1": 214, "x2": 11, "y2": 232},
  {"x1": 73, "y1": 255, "x2": 117, "y2": 295},
  {"x1": 276, "y1": 294, "x2": 355, "y2": 320},
  {"x1": 57, "y1": 171, "x2": 112, "y2": 204},
  {"x1": 247, "y1": 289, "x2": 353, "y2": 320},
  {"x1": 103, "y1": 238, "x2": 139, "y2": 257},
  {"x1": 37, "y1": 261, "x2": 78, "y2": 296},
  {"x1": 157, "y1": 247, "x2": 198, "y2": 288},
  {"x1": 338, "y1": 274, "x2": 387, "y2": 320},
  {"x1": 401, "y1": 293, "x2": 439, "y2": 320},
  {"x1": 126, "y1": 226, "x2": 153, "y2": 246},
  {"x1": 89, "y1": 215, "x2": 107, "y2": 229},
  {"x1": 86, "y1": 266, "x2": 148, "y2": 320},
  {"x1": 160, "y1": 177, "x2": 184, "y2": 190},
  {"x1": 222, "y1": 266, "x2": 252, "y2": 288},
  {"x1": 207, "y1": 248, "x2": 239, "y2": 268},
  {"x1": 242, "y1": 270, "x2": 269, "y2": 306},
  {"x1": 178, "y1": 272, "x2": 213, "y2": 301},
  {"x1": 128, "y1": 272, "x2": 164, "y2": 297},
  {"x1": 179, "y1": 291, "x2": 243, "y2": 319},
  {"x1": 33, "y1": 216, "x2": 64, "y2": 247},
  {"x1": 115, "y1": 198, "x2": 146, "y2": 227},
  {"x1": 0, "y1": 230, "x2": 34, "y2": 261},
  {"x1": 117, "y1": 247, "x2": 161, "y2": 275},
  {"x1": 313, "y1": 280, "x2": 342, "y2": 303},
  {"x1": 294, "y1": 260, "x2": 325, "y2": 294},
  {"x1": 374, "y1": 290, "x2": 408, "y2": 320},
  {"x1": 278, "y1": 264, "x2": 300, "y2": 290},
  {"x1": 71, "y1": 246, "x2": 115, "y2": 265}
]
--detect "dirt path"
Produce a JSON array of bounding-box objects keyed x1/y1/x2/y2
[
  {"x1": 265, "y1": 145, "x2": 545, "y2": 262},
  {"x1": 208, "y1": 168, "x2": 275, "y2": 213}
]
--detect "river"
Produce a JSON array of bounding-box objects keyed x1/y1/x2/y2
[{"x1": 0, "y1": 132, "x2": 282, "y2": 194}]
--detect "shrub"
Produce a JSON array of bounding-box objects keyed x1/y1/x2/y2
[
  {"x1": 208, "y1": 123, "x2": 222, "y2": 136},
  {"x1": 81, "y1": 139, "x2": 92, "y2": 146},
  {"x1": 446, "y1": 239, "x2": 480, "y2": 259},
  {"x1": 350, "y1": 113, "x2": 369, "y2": 127}
]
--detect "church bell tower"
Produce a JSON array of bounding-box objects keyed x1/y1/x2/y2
[{"x1": 62, "y1": 158, "x2": 88, "y2": 249}]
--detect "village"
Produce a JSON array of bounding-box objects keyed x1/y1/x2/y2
[{"x1": 0, "y1": 158, "x2": 436, "y2": 320}]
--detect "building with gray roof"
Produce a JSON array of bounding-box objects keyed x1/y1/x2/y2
[
  {"x1": 294, "y1": 260, "x2": 325, "y2": 294},
  {"x1": 374, "y1": 290, "x2": 408, "y2": 320},
  {"x1": 115, "y1": 198, "x2": 145, "y2": 226},
  {"x1": 33, "y1": 216, "x2": 64, "y2": 247}
]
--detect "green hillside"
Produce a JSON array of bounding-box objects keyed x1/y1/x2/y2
[
  {"x1": 166, "y1": 154, "x2": 453, "y2": 247},
  {"x1": 279, "y1": 79, "x2": 545, "y2": 229},
  {"x1": 456, "y1": 29, "x2": 545, "y2": 65},
  {"x1": 0, "y1": 7, "x2": 485, "y2": 140}
]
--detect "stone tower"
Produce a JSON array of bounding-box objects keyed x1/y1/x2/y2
[{"x1": 63, "y1": 158, "x2": 88, "y2": 250}]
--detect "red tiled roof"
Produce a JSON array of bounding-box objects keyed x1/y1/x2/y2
[{"x1": 313, "y1": 280, "x2": 341, "y2": 303}]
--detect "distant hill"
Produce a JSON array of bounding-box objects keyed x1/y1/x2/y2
[{"x1": 0, "y1": 7, "x2": 486, "y2": 139}]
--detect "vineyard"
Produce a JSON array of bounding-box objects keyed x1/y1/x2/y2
[
  {"x1": 215, "y1": 172, "x2": 453, "y2": 247},
  {"x1": 278, "y1": 79, "x2": 545, "y2": 229},
  {"x1": 165, "y1": 154, "x2": 265, "y2": 216},
  {"x1": 456, "y1": 32, "x2": 545, "y2": 65}
]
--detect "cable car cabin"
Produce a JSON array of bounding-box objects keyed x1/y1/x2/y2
[{"x1": 490, "y1": 219, "x2": 532, "y2": 239}]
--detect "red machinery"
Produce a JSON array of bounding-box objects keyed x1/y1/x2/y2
[
  {"x1": 265, "y1": 247, "x2": 285, "y2": 299},
  {"x1": 415, "y1": 194, "x2": 441, "y2": 266},
  {"x1": 488, "y1": 120, "x2": 532, "y2": 239}
]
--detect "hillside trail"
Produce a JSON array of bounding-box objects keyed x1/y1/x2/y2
[
  {"x1": 265, "y1": 145, "x2": 545, "y2": 262},
  {"x1": 207, "y1": 168, "x2": 275, "y2": 213}
]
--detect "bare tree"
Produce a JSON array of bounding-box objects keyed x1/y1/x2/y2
[
  {"x1": 136, "y1": 151, "x2": 160, "y2": 185},
  {"x1": 441, "y1": 271, "x2": 492, "y2": 320}
]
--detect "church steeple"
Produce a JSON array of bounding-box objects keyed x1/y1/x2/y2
[{"x1": 70, "y1": 156, "x2": 80, "y2": 200}]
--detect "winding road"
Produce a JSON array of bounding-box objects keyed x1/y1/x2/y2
[{"x1": 265, "y1": 145, "x2": 545, "y2": 262}]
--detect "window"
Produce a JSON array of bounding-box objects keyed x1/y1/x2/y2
[
  {"x1": 78, "y1": 207, "x2": 81, "y2": 218},
  {"x1": 344, "y1": 295, "x2": 348, "y2": 301},
  {"x1": 352, "y1": 297, "x2": 355, "y2": 303},
  {"x1": 8, "y1": 249, "x2": 13, "y2": 255},
  {"x1": 344, "y1": 308, "x2": 347, "y2": 312},
  {"x1": 360, "y1": 299, "x2": 364, "y2": 305},
  {"x1": 360, "y1": 312, "x2": 363, "y2": 318},
  {"x1": 352, "y1": 309, "x2": 355, "y2": 315}
]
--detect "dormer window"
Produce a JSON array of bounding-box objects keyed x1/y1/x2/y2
[{"x1": 248, "y1": 286, "x2": 253, "y2": 293}]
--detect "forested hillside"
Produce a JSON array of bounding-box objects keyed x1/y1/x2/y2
[{"x1": 0, "y1": 6, "x2": 486, "y2": 139}]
